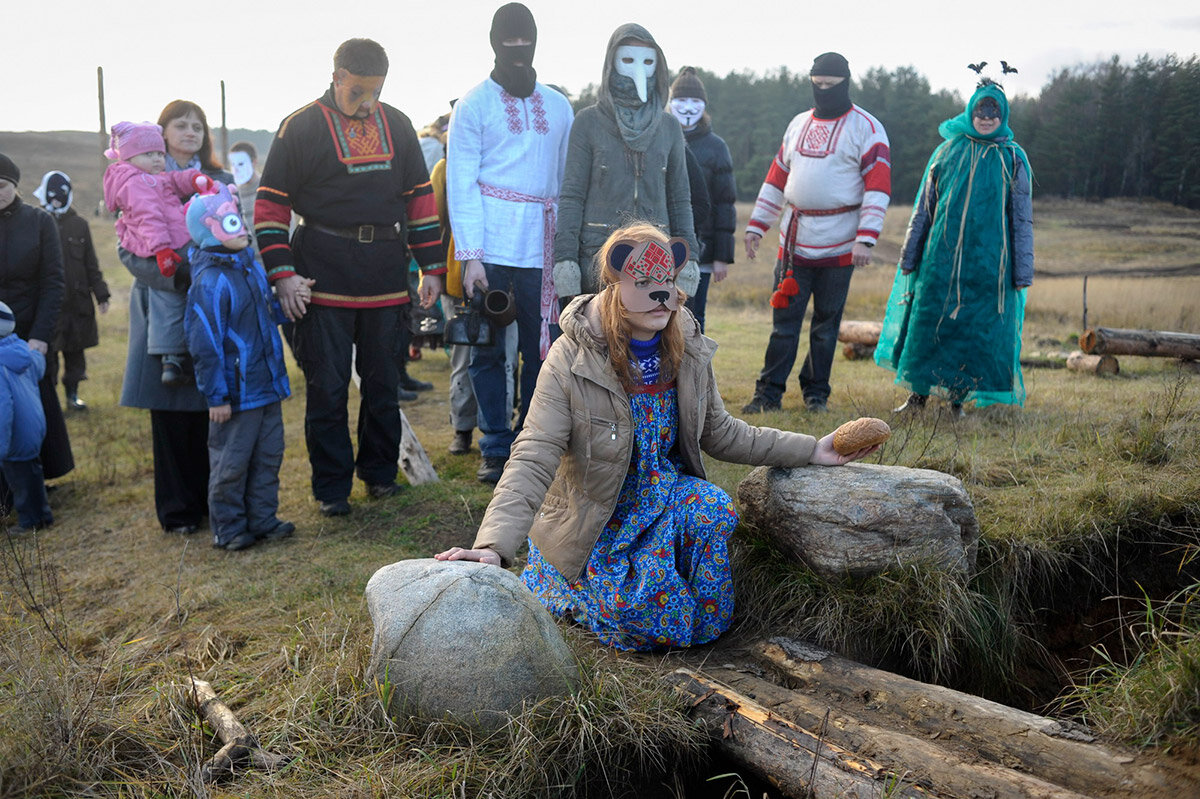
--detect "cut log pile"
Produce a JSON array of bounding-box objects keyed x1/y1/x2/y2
[
  {"x1": 1078, "y1": 327, "x2": 1200, "y2": 373},
  {"x1": 667, "y1": 637, "x2": 1191, "y2": 799}
]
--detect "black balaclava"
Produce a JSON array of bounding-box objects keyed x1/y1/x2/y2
[
  {"x1": 490, "y1": 3, "x2": 537, "y2": 98},
  {"x1": 810, "y1": 52, "x2": 852, "y2": 119}
]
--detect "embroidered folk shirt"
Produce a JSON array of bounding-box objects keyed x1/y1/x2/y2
[
  {"x1": 446, "y1": 79, "x2": 573, "y2": 270},
  {"x1": 254, "y1": 88, "x2": 445, "y2": 306},
  {"x1": 747, "y1": 104, "x2": 891, "y2": 267}
]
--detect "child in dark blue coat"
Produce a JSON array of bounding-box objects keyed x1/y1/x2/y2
[
  {"x1": 184, "y1": 185, "x2": 292, "y2": 551},
  {"x1": 0, "y1": 301, "x2": 53, "y2": 531}
]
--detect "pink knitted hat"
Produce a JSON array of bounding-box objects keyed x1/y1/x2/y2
[{"x1": 104, "y1": 121, "x2": 165, "y2": 161}]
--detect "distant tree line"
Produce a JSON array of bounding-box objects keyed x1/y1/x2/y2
[{"x1": 569, "y1": 54, "x2": 1199, "y2": 208}]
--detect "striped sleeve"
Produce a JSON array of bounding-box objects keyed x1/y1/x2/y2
[
  {"x1": 255, "y1": 115, "x2": 300, "y2": 283},
  {"x1": 404, "y1": 180, "x2": 446, "y2": 275},
  {"x1": 747, "y1": 141, "x2": 790, "y2": 236},
  {"x1": 856, "y1": 122, "x2": 892, "y2": 244}
]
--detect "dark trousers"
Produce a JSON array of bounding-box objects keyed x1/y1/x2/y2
[
  {"x1": 468, "y1": 264, "x2": 553, "y2": 459},
  {"x1": 151, "y1": 409, "x2": 210, "y2": 528},
  {"x1": 754, "y1": 264, "x2": 855, "y2": 405},
  {"x1": 1, "y1": 458, "x2": 52, "y2": 529},
  {"x1": 685, "y1": 270, "x2": 713, "y2": 333},
  {"x1": 208, "y1": 402, "x2": 284, "y2": 546},
  {"x1": 291, "y1": 303, "x2": 406, "y2": 501},
  {"x1": 46, "y1": 348, "x2": 88, "y2": 392}
]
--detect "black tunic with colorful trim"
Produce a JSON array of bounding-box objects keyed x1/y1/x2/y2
[{"x1": 254, "y1": 87, "x2": 445, "y2": 307}]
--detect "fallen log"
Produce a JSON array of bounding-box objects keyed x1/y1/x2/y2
[
  {"x1": 697, "y1": 665, "x2": 1094, "y2": 799},
  {"x1": 754, "y1": 638, "x2": 1181, "y2": 799},
  {"x1": 665, "y1": 668, "x2": 931, "y2": 799},
  {"x1": 1066, "y1": 351, "x2": 1120, "y2": 375},
  {"x1": 1080, "y1": 327, "x2": 1200, "y2": 359},
  {"x1": 842, "y1": 342, "x2": 876, "y2": 361},
  {"x1": 838, "y1": 320, "x2": 882, "y2": 345},
  {"x1": 187, "y1": 678, "x2": 291, "y2": 783},
  {"x1": 399, "y1": 409, "x2": 438, "y2": 485}
]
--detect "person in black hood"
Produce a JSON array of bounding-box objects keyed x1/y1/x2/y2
[
  {"x1": 810, "y1": 51, "x2": 853, "y2": 118},
  {"x1": 490, "y1": 2, "x2": 537, "y2": 98}
]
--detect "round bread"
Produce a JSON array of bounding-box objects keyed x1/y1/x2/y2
[{"x1": 832, "y1": 417, "x2": 891, "y2": 455}]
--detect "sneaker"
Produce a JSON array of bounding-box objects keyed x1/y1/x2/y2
[
  {"x1": 66, "y1": 391, "x2": 87, "y2": 411},
  {"x1": 893, "y1": 393, "x2": 928, "y2": 414},
  {"x1": 399, "y1": 373, "x2": 433, "y2": 392},
  {"x1": 160, "y1": 354, "x2": 192, "y2": 387},
  {"x1": 318, "y1": 499, "x2": 351, "y2": 517},
  {"x1": 805, "y1": 398, "x2": 829, "y2": 414},
  {"x1": 163, "y1": 523, "x2": 200, "y2": 534},
  {"x1": 741, "y1": 396, "x2": 781, "y2": 414},
  {"x1": 477, "y1": 456, "x2": 507, "y2": 485},
  {"x1": 366, "y1": 482, "x2": 401, "y2": 500},
  {"x1": 217, "y1": 531, "x2": 258, "y2": 551},
  {"x1": 449, "y1": 430, "x2": 472, "y2": 455},
  {"x1": 258, "y1": 520, "x2": 296, "y2": 541}
]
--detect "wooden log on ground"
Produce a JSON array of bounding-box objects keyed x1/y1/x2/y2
[
  {"x1": 838, "y1": 320, "x2": 882, "y2": 345},
  {"x1": 399, "y1": 409, "x2": 438, "y2": 485},
  {"x1": 699, "y1": 665, "x2": 1094, "y2": 799},
  {"x1": 188, "y1": 678, "x2": 290, "y2": 782},
  {"x1": 754, "y1": 638, "x2": 1182, "y2": 799},
  {"x1": 1066, "y1": 351, "x2": 1120, "y2": 375},
  {"x1": 1080, "y1": 327, "x2": 1200, "y2": 359},
  {"x1": 842, "y1": 341, "x2": 876, "y2": 361},
  {"x1": 665, "y1": 668, "x2": 931, "y2": 799}
]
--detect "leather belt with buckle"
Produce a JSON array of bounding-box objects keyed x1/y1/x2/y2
[{"x1": 307, "y1": 222, "x2": 402, "y2": 243}]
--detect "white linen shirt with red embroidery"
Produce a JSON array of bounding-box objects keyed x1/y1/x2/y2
[
  {"x1": 446, "y1": 79, "x2": 573, "y2": 270},
  {"x1": 747, "y1": 104, "x2": 891, "y2": 267}
]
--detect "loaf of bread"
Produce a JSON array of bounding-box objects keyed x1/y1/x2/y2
[{"x1": 832, "y1": 417, "x2": 891, "y2": 455}]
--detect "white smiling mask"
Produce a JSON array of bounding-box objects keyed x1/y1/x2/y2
[{"x1": 615, "y1": 45, "x2": 657, "y2": 103}]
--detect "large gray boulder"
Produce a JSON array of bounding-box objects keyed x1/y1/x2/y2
[
  {"x1": 737, "y1": 463, "x2": 979, "y2": 579},
  {"x1": 365, "y1": 559, "x2": 580, "y2": 730}
]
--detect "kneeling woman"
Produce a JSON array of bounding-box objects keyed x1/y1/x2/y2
[{"x1": 437, "y1": 224, "x2": 876, "y2": 650}]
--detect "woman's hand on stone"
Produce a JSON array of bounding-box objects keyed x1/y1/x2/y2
[
  {"x1": 810, "y1": 433, "x2": 880, "y2": 466},
  {"x1": 434, "y1": 546, "x2": 501, "y2": 566}
]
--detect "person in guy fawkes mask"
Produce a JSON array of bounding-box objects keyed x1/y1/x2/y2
[
  {"x1": 447, "y1": 2, "x2": 574, "y2": 485},
  {"x1": 33, "y1": 171, "x2": 110, "y2": 412},
  {"x1": 553, "y1": 23, "x2": 699, "y2": 308},
  {"x1": 741, "y1": 52, "x2": 892, "y2": 415}
]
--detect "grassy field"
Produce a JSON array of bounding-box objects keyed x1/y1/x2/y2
[{"x1": 1, "y1": 192, "x2": 1198, "y2": 797}]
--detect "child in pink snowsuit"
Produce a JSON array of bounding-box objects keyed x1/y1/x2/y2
[{"x1": 102, "y1": 121, "x2": 212, "y2": 386}]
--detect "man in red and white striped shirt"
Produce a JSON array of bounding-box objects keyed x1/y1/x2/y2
[{"x1": 742, "y1": 52, "x2": 890, "y2": 415}]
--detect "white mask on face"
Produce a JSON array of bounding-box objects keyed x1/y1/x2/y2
[
  {"x1": 615, "y1": 45, "x2": 657, "y2": 103},
  {"x1": 229, "y1": 151, "x2": 255, "y2": 186},
  {"x1": 669, "y1": 97, "x2": 706, "y2": 129}
]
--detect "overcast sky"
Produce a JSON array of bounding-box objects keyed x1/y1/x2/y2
[{"x1": 5, "y1": 0, "x2": 1198, "y2": 137}]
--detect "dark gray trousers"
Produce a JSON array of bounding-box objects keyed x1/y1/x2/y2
[{"x1": 207, "y1": 402, "x2": 284, "y2": 546}]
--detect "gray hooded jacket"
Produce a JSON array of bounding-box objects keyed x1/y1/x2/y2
[{"x1": 553, "y1": 23, "x2": 698, "y2": 292}]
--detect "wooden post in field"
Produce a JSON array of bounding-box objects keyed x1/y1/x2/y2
[
  {"x1": 96, "y1": 67, "x2": 107, "y2": 216},
  {"x1": 220, "y1": 80, "x2": 229, "y2": 166},
  {"x1": 1081, "y1": 275, "x2": 1088, "y2": 332}
]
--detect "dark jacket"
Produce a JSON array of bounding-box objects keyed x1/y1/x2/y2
[
  {"x1": 684, "y1": 121, "x2": 737, "y2": 265},
  {"x1": 51, "y1": 208, "x2": 110, "y2": 352},
  {"x1": 184, "y1": 246, "x2": 290, "y2": 412},
  {"x1": 0, "y1": 198, "x2": 64, "y2": 344},
  {"x1": 684, "y1": 148, "x2": 711, "y2": 261}
]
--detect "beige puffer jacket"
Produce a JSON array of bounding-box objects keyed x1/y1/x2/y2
[{"x1": 472, "y1": 293, "x2": 817, "y2": 582}]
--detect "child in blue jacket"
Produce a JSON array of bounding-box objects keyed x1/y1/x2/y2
[
  {"x1": 184, "y1": 185, "x2": 292, "y2": 551},
  {"x1": 0, "y1": 301, "x2": 53, "y2": 530}
]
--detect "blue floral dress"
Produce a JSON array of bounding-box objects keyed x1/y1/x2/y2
[{"x1": 522, "y1": 340, "x2": 739, "y2": 651}]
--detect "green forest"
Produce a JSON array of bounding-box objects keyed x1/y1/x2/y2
[{"x1": 576, "y1": 54, "x2": 1200, "y2": 207}]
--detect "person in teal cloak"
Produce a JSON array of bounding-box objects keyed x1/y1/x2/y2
[{"x1": 875, "y1": 78, "x2": 1033, "y2": 415}]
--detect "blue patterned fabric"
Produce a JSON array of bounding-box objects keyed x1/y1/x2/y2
[{"x1": 522, "y1": 383, "x2": 739, "y2": 650}]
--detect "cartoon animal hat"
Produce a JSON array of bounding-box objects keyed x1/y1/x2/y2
[
  {"x1": 609, "y1": 237, "x2": 689, "y2": 312},
  {"x1": 185, "y1": 182, "x2": 248, "y2": 249},
  {"x1": 104, "y1": 121, "x2": 165, "y2": 161},
  {"x1": 33, "y1": 171, "x2": 72, "y2": 214}
]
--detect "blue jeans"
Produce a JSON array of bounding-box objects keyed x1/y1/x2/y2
[
  {"x1": 469, "y1": 264, "x2": 554, "y2": 459},
  {"x1": 754, "y1": 263, "x2": 854, "y2": 405}
]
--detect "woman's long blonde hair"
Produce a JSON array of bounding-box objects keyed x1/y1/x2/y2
[{"x1": 594, "y1": 223, "x2": 686, "y2": 389}]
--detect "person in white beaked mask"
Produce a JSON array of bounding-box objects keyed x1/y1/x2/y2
[
  {"x1": 553, "y1": 23, "x2": 699, "y2": 307},
  {"x1": 227, "y1": 141, "x2": 260, "y2": 232}
]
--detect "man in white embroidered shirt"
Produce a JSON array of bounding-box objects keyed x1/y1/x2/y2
[
  {"x1": 447, "y1": 1, "x2": 573, "y2": 484},
  {"x1": 741, "y1": 52, "x2": 891, "y2": 415}
]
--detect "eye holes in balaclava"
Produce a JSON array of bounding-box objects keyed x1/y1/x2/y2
[
  {"x1": 489, "y1": 2, "x2": 538, "y2": 98},
  {"x1": 615, "y1": 45, "x2": 658, "y2": 103}
]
